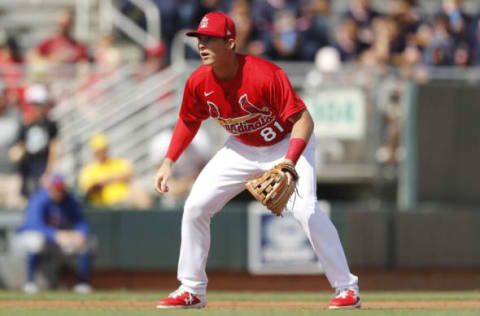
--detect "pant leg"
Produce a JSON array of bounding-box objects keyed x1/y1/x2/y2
[
  {"x1": 27, "y1": 253, "x2": 39, "y2": 282},
  {"x1": 177, "y1": 140, "x2": 258, "y2": 295},
  {"x1": 76, "y1": 254, "x2": 92, "y2": 283},
  {"x1": 282, "y1": 137, "x2": 359, "y2": 290}
]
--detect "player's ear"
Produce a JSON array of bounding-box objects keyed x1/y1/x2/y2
[{"x1": 227, "y1": 38, "x2": 236, "y2": 51}]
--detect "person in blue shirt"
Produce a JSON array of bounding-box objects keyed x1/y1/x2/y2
[{"x1": 16, "y1": 173, "x2": 93, "y2": 294}]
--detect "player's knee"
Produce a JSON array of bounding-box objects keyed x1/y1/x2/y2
[
  {"x1": 183, "y1": 198, "x2": 212, "y2": 222},
  {"x1": 16, "y1": 231, "x2": 47, "y2": 254},
  {"x1": 291, "y1": 198, "x2": 318, "y2": 220}
]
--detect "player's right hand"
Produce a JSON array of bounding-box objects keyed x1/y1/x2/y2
[{"x1": 154, "y1": 158, "x2": 173, "y2": 194}]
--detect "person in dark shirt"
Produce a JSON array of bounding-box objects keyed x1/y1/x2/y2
[
  {"x1": 16, "y1": 174, "x2": 93, "y2": 294},
  {"x1": 10, "y1": 84, "x2": 59, "y2": 198}
]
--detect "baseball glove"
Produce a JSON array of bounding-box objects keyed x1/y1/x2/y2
[{"x1": 245, "y1": 163, "x2": 299, "y2": 216}]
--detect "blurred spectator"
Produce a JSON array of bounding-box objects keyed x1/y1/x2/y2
[
  {"x1": 342, "y1": 0, "x2": 380, "y2": 49},
  {"x1": 94, "y1": 34, "x2": 122, "y2": 78},
  {"x1": 303, "y1": 46, "x2": 341, "y2": 91},
  {"x1": 149, "y1": 128, "x2": 212, "y2": 208},
  {"x1": 332, "y1": 18, "x2": 361, "y2": 62},
  {"x1": 0, "y1": 30, "x2": 25, "y2": 113},
  {"x1": 390, "y1": 0, "x2": 423, "y2": 39},
  {"x1": 452, "y1": 41, "x2": 472, "y2": 67},
  {"x1": 0, "y1": 90, "x2": 24, "y2": 209},
  {"x1": 136, "y1": 41, "x2": 168, "y2": 80},
  {"x1": 377, "y1": 88, "x2": 403, "y2": 166},
  {"x1": 9, "y1": 84, "x2": 59, "y2": 199},
  {"x1": 297, "y1": 0, "x2": 331, "y2": 60},
  {"x1": 376, "y1": 87, "x2": 405, "y2": 202},
  {"x1": 473, "y1": 18, "x2": 480, "y2": 65},
  {"x1": 439, "y1": 0, "x2": 474, "y2": 45},
  {"x1": 28, "y1": 9, "x2": 89, "y2": 65},
  {"x1": 0, "y1": 29, "x2": 23, "y2": 90},
  {"x1": 152, "y1": 0, "x2": 182, "y2": 60},
  {"x1": 252, "y1": 0, "x2": 299, "y2": 33},
  {"x1": 229, "y1": 0, "x2": 268, "y2": 56},
  {"x1": 191, "y1": 0, "x2": 232, "y2": 26},
  {"x1": 78, "y1": 133, "x2": 152, "y2": 209},
  {"x1": 16, "y1": 174, "x2": 93, "y2": 294},
  {"x1": 382, "y1": 16, "x2": 408, "y2": 65},
  {"x1": 268, "y1": 9, "x2": 303, "y2": 60},
  {"x1": 422, "y1": 14, "x2": 454, "y2": 65}
]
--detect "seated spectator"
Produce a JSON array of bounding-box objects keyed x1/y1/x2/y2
[
  {"x1": 28, "y1": 9, "x2": 89, "y2": 66},
  {"x1": 78, "y1": 133, "x2": 152, "y2": 209},
  {"x1": 297, "y1": 0, "x2": 330, "y2": 60},
  {"x1": 332, "y1": 18, "x2": 361, "y2": 62},
  {"x1": 452, "y1": 41, "x2": 472, "y2": 67},
  {"x1": 0, "y1": 89, "x2": 24, "y2": 209},
  {"x1": 9, "y1": 84, "x2": 59, "y2": 199},
  {"x1": 343, "y1": 0, "x2": 379, "y2": 27},
  {"x1": 191, "y1": 0, "x2": 232, "y2": 26},
  {"x1": 268, "y1": 9, "x2": 303, "y2": 60},
  {"x1": 228, "y1": 0, "x2": 268, "y2": 57},
  {"x1": 251, "y1": 0, "x2": 299, "y2": 33},
  {"x1": 389, "y1": 0, "x2": 423, "y2": 39},
  {"x1": 94, "y1": 34, "x2": 122, "y2": 79},
  {"x1": 16, "y1": 174, "x2": 93, "y2": 294},
  {"x1": 137, "y1": 41, "x2": 168, "y2": 81},
  {"x1": 342, "y1": 0, "x2": 380, "y2": 49},
  {"x1": 422, "y1": 14, "x2": 454, "y2": 65},
  {"x1": 0, "y1": 29, "x2": 24, "y2": 96},
  {"x1": 473, "y1": 17, "x2": 480, "y2": 65},
  {"x1": 439, "y1": 0, "x2": 475, "y2": 45}
]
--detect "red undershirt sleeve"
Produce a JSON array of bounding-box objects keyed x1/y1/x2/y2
[{"x1": 165, "y1": 119, "x2": 201, "y2": 162}]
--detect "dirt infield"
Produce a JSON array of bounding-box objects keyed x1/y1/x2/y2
[
  {"x1": 0, "y1": 301, "x2": 480, "y2": 310},
  {"x1": 85, "y1": 269, "x2": 480, "y2": 291}
]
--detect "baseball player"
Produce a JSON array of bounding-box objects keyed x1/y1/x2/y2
[{"x1": 154, "y1": 12, "x2": 361, "y2": 310}]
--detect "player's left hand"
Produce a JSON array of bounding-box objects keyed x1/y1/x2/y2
[{"x1": 154, "y1": 158, "x2": 173, "y2": 194}]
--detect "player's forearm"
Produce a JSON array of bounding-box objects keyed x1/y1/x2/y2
[
  {"x1": 289, "y1": 110, "x2": 314, "y2": 142},
  {"x1": 285, "y1": 110, "x2": 314, "y2": 164}
]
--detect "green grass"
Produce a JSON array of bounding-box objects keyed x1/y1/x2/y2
[{"x1": 0, "y1": 290, "x2": 479, "y2": 316}]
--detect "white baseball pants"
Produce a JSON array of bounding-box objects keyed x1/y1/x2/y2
[{"x1": 177, "y1": 135, "x2": 358, "y2": 295}]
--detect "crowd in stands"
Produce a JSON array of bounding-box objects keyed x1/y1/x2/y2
[{"x1": 127, "y1": 0, "x2": 480, "y2": 68}]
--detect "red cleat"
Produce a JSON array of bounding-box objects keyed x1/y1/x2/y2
[
  {"x1": 156, "y1": 289, "x2": 207, "y2": 309},
  {"x1": 328, "y1": 289, "x2": 362, "y2": 310}
]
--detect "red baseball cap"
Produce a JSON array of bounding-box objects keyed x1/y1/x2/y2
[
  {"x1": 46, "y1": 173, "x2": 67, "y2": 191},
  {"x1": 186, "y1": 12, "x2": 236, "y2": 40}
]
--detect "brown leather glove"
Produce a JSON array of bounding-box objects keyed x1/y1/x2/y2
[{"x1": 245, "y1": 163, "x2": 299, "y2": 216}]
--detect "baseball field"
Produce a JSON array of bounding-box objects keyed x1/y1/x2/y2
[{"x1": 0, "y1": 290, "x2": 479, "y2": 315}]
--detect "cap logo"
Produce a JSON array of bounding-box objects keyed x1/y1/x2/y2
[
  {"x1": 227, "y1": 30, "x2": 232, "y2": 36},
  {"x1": 200, "y1": 17, "x2": 209, "y2": 28}
]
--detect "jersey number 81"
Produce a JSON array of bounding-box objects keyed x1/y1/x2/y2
[{"x1": 260, "y1": 122, "x2": 284, "y2": 142}]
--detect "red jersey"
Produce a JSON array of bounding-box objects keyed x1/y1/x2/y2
[
  {"x1": 37, "y1": 35, "x2": 88, "y2": 63},
  {"x1": 179, "y1": 54, "x2": 306, "y2": 146}
]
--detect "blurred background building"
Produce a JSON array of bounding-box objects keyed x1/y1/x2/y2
[{"x1": 0, "y1": 0, "x2": 479, "y2": 290}]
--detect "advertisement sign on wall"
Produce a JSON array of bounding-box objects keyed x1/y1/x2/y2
[
  {"x1": 247, "y1": 201, "x2": 330, "y2": 275},
  {"x1": 303, "y1": 88, "x2": 366, "y2": 140}
]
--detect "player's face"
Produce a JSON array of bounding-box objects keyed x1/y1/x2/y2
[
  {"x1": 48, "y1": 187, "x2": 65, "y2": 202},
  {"x1": 197, "y1": 35, "x2": 229, "y2": 66}
]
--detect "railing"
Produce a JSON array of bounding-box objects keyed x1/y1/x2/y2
[
  {"x1": 99, "y1": 0, "x2": 161, "y2": 48},
  {"x1": 49, "y1": 64, "x2": 180, "y2": 185}
]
